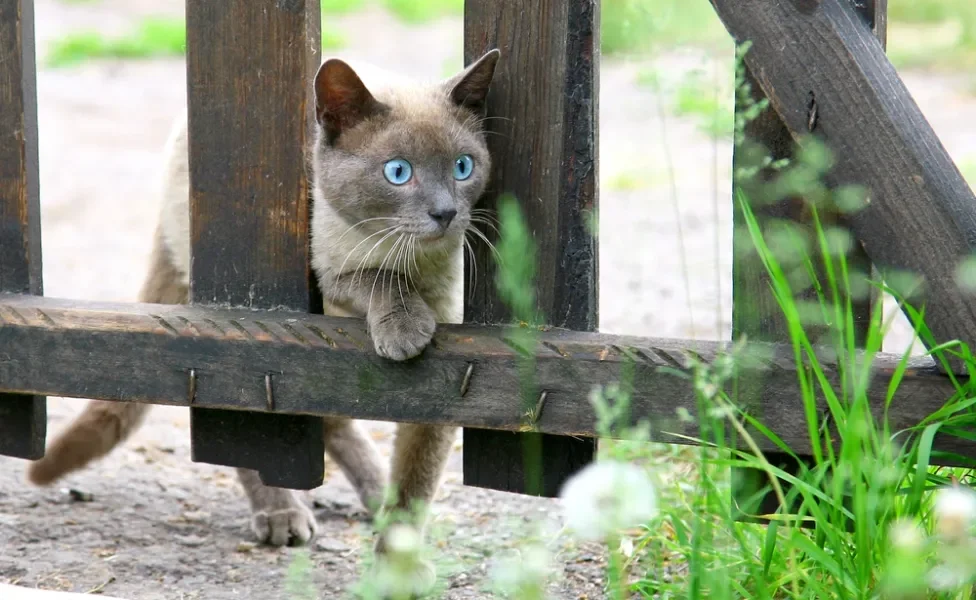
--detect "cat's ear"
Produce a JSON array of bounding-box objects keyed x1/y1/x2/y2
[
  {"x1": 314, "y1": 58, "x2": 384, "y2": 143},
  {"x1": 444, "y1": 49, "x2": 500, "y2": 113}
]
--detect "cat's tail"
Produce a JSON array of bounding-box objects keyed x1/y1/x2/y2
[
  {"x1": 28, "y1": 223, "x2": 189, "y2": 486},
  {"x1": 27, "y1": 401, "x2": 152, "y2": 485}
]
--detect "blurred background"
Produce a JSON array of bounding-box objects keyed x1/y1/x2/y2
[{"x1": 2, "y1": 0, "x2": 975, "y2": 597}]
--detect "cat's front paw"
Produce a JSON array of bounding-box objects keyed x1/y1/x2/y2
[
  {"x1": 251, "y1": 500, "x2": 318, "y2": 547},
  {"x1": 369, "y1": 302, "x2": 436, "y2": 362}
]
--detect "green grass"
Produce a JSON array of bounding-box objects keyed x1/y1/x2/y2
[
  {"x1": 380, "y1": 0, "x2": 463, "y2": 23},
  {"x1": 320, "y1": 0, "x2": 366, "y2": 14},
  {"x1": 601, "y1": 0, "x2": 726, "y2": 56},
  {"x1": 962, "y1": 156, "x2": 976, "y2": 191},
  {"x1": 45, "y1": 15, "x2": 346, "y2": 68},
  {"x1": 890, "y1": 0, "x2": 976, "y2": 28},
  {"x1": 888, "y1": 0, "x2": 976, "y2": 71},
  {"x1": 610, "y1": 43, "x2": 976, "y2": 600},
  {"x1": 671, "y1": 70, "x2": 733, "y2": 139},
  {"x1": 46, "y1": 17, "x2": 185, "y2": 67},
  {"x1": 597, "y1": 0, "x2": 976, "y2": 70},
  {"x1": 480, "y1": 41, "x2": 976, "y2": 600},
  {"x1": 321, "y1": 24, "x2": 348, "y2": 50}
]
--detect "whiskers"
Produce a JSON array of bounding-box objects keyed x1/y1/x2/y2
[
  {"x1": 450, "y1": 112, "x2": 513, "y2": 145},
  {"x1": 328, "y1": 210, "x2": 501, "y2": 314},
  {"x1": 329, "y1": 217, "x2": 421, "y2": 318},
  {"x1": 463, "y1": 209, "x2": 502, "y2": 302}
]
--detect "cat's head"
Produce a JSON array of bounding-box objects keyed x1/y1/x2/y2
[{"x1": 311, "y1": 50, "x2": 501, "y2": 250}]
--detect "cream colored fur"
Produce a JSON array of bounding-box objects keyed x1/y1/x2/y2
[{"x1": 27, "y1": 53, "x2": 500, "y2": 577}]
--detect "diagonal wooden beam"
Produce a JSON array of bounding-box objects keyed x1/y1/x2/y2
[
  {"x1": 0, "y1": 294, "x2": 973, "y2": 463},
  {"x1": 709, "y1": 0, "x2": 976, "y2": 367},
  {"x1": 0, "y1": 0, "x2": 45, "y2": 459}
]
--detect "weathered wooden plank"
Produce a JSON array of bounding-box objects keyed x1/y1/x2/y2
[
  {"x1": 461, "y1": 0, "x2": 600, "y2": 496},
  {"x1": 709, "y1": 0, "x2": 976, "y2": 367},
  {"x1": 184, "y1": 0, "x2": 324, "y2": 489},
  {"x1": 0, "y1": 294, "x2": 972, "y2": 463},
  {"x1": 730, "y1": 0, "x2": 886, "y2": 524},
  {"x1": 0, "y1": 0, "x2": 45, "y2": 460}
]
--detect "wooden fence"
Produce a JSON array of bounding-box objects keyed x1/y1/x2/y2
[{"x1": 2, "y1": 0, "x2": 976, "y2": 513}]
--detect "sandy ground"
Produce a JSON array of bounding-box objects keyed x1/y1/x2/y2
[{"x1": 2, "y1": 0, "x2": 976, "y2": 598}]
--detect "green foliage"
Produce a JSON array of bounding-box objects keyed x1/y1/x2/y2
[
  {"x1": 381, "y1": 0, "x2": 463, "y2": 24},
  {"x1": 320, "y1": 0, "x2": 366, "y2": 14},
  {"x1": 46, "y1": 17, "x2": 186, "y2": 67},
  {"x1": 600, "y1": 0, "x2": 725, "y2": 56},
  {"x1": 607, "y1": 41, "x2": 976, "y2": 600},
  {"x1": 889, "y1": 0, "x2": 974, "y2": 26},
  {"x1": 321, "y1": 24, "x2": 348, "y2": 50},
  {"x1": 671, "y1": 70, "x2": 733, "y2": 139},
  {"x1": 493, "y1": 195, "x2": 540, "y2": 327},
  {"x1": 961, "y1": 156, "x2": 976, "y2": 191},
  {"x1": 888, "y1": 0, "x2": 976, "y2": 71},
  {"x1": 45, "y1": 15, "x2": 346, "y2": 68}
]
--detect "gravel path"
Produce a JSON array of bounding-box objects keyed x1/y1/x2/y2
[{"x1": 3, "y1": 1, "x2": 976, "y2": 598}]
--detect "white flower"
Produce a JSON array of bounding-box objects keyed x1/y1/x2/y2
[
  {"x1": 888, "y1": 518, "x2": 924, "y2": 552},
  {"x1": 384, "y1": 524, "x2": 422, "y2": 556},
  {"x1": 491, "y1": 542, "x2": 551, "y2": 594},
  {"x1": 365, "y1": 524, "x2": 435, "y2": 600},
  {"x1": 928, "y1": 564, "x2": 969, "y2": 592},
  {"x1": 933, "y1": 485, "x2": 976, "y2": 542},
  {"x1": 619, "y1": 536, "x2": 635, "y2": 558},
  {"x1": 559, "y1": 460, "x2": 658, "y2": 541}
]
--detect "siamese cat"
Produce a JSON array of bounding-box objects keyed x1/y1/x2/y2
[{"x1": 27, "y1": 49, "x2": 501, "y2": 559}]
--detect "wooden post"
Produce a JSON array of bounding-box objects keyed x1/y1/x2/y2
[
  {"x1": 730, "y1": 0, "x2": 886, "y2": 522},
  {"x1": 0, "y1": 0, "x2": 45, "y2": 460},
  {"x1": 461, "y1": 0, "x2": 600, "y2": 496},
  {"x1": 184, "y1": 0, "x2": 324, "y2": 489}
]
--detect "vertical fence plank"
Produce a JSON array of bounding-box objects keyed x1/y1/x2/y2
[
  {"x1": 184, "y1": 0, "x2": 324, "y2": 489},
  {"x1": 731, "y1": 0, "x2": 886, "y2": 522},
  {"x1": 0, "y1": 0, "x2": 45, "y2": 460},
  {"x1": 461, "y1": 0, "x2": 600, "y2": 496}
]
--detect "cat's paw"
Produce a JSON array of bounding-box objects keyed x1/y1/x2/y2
[
  {"x1": 369, "y1": 302, "x2": 436, "y2": 362},
  {"x1": 251, "y1": 500, "x2": 318, "y2": 547}
]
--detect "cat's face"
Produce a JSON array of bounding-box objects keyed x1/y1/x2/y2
[{"x1": 311, "y1": 51, "x2": 500, "y2": 250}]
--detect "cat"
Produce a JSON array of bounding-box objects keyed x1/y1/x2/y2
[{"x1": 26, "y1": 49, "x2": 501, "y2": 557}]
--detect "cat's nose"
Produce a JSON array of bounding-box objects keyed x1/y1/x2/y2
[{"x1": 429, "y1": 208, "x2": 457, "y2": 229}]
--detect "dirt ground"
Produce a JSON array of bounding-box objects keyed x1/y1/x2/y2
[{"x1": 3, "y1": 1, "x2": 976, "y2": 598}]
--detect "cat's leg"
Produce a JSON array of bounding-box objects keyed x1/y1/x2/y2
[
  {"x1": 235, "y1": 419, "x2": 388, "y2": 546},
  {"x1": 323, "y1": 416, "x2": 388, "y2": 514},
  {"x1": 236, "y1": 468, "x2": 318, "y2": 547},
  {"x1": 375, "y1": 423, "x2": 456, "y2": 552}
]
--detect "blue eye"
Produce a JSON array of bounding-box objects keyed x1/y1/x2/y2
[
  {"x1": 383, "y1": 159, "x2": 413, "y2": 185},
  {"x1": 453, "y1": 154, "x2": 474, "y2": 181}
]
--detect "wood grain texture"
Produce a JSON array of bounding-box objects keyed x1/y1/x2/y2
[
  {"x1": 0, "y1": 0, "x2": 45, "y2": 460},
  {"x1": 729, "y1": 0, "x2": 886, "y2": 524},
  {"x1": 462, "y1": 0, "x2": 599, "y2": 496},
  {"x1": 184, "y1": 0, "x2": 324, "y2": 489},
  {"x1": 710, "y1": 0, "x2": 976, "y2": 366},
  {"x1": 1, "y1": 294, "x2": 973, "y2": 464}
]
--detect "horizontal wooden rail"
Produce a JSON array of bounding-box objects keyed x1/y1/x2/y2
[{"x1": 0, "y1": 294, "x2": 972, "y2": 460}]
